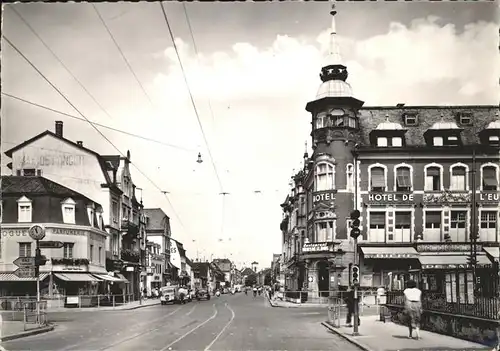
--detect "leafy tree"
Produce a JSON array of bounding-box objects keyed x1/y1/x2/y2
[
  {"x1": 245, "y1": 274, "x2": 257, "y2": 287},
  {"x1": 264, "y1": 273, "x2": 272, "y2": 286}
]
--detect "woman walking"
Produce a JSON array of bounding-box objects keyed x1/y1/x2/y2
[{"x1": 403, "y1": 280, "x2": 422, "y2": 340}]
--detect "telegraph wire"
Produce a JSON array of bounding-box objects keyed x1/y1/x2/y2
[
  {"x1": 2, "y1": 92, "x2": 195, "y2": 152},
  {"x1": 92, "y1": 4, "x2": 154, "y2": 106},
  {"x1": 182, "y1": 3, "x2": 215, "y2": 126},
  {"x1": 7, "y1": 5, "x2": 115, "y2": 122},
  {"x1": 3, "y1": 35, "x2": 186, "y2": 231},
  {"x1": 159, "y1": 1, "x2": 224, "y2": 194}
]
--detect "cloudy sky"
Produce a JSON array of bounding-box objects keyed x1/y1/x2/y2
[{"x1": 1, "y1": 1, "x2": 498, "y2": 269}]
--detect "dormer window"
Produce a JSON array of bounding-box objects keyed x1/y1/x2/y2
[
  {"x1": 456, "y1": 112, "x2": 473, "y2": 126},
  {"x1": 392, "y1": 137, "x2": 402, "y2": 147},
  {"x1": 489, "y1": 136, "x2": 500, "y2": 145},
  {"x1": 377, "y1": 137, "x2": 387, "y2": 147},
  {"x1": 61, "y1": 198, "x2": 76, "y2": 225},
  {"x1": 447, "y1": 136, "x2": 459, "y2": 145},
  {"x1": 433, "y1": 137, "x2": 443, "y2": 146},
  {"x1": 87, "y1": 205, "x2": 94, "y2": 226},
  {"x1": 17, "y1": 196, "x2": 32, "y2": 223},
  {"x1": 403, "y1": 113, "x2": 418, "y2": 126}
]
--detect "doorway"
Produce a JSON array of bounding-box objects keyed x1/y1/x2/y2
[{"x1": 317, "y1": 261, "x2": 330, "y2": 297}]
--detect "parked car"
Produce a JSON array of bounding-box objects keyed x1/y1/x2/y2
[
  {"x1": 160, "y1": 286, "x2": 178, "y2": 305},
  {"x1": 196, "y1": 289, "x2": 210, "y2": 301}
]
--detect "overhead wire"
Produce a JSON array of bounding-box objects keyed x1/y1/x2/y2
[
  {"x1": 92, "y1": 4, "x2": 155, "y2": 106},
  {"x1": 7, "y1": 5, "x2": 115, "y2": 122},
  {"x1": 159, "y1": 1, "x2": 224, "y2": 194},
  {"x1": 2, "y1": 93, "x2": 195, "y2": 152},
  {"x1": 3, "y1": 35, "x2": 186, "y2": 231}
]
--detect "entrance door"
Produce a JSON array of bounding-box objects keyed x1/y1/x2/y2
[{"x1": 317, "y1": 261, "x2": 329, "y2": 297}]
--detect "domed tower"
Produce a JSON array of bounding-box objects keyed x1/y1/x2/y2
[{"x1": 303, "y1": 5, "x2": 364, "y2": 291}]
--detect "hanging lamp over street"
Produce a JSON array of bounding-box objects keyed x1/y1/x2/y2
[{"x1": 197, "y1": 152, "x2": 203, "y2": 163}]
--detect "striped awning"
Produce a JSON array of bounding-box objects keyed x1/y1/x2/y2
[
  {"x1": 0, "y1": 273, "x2": 49, "y2": 282},
  {"x1": 419, "y1": 254, "x2": 491, "y2": 269},
  {"x1": 54, "y1": 273, "x2": 101, "y2": 282},
  {"x1": 92, "y1": 274, "x2": 122, "y2": 282},
  {"x1": 114, "y1": 273, "x2": 129, "y2": 283}
]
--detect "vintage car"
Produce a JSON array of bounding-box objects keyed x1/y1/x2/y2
[
  {"x1": 196, "y1": 288, "x2": 210, "y2": 301},
  {"x1": 160, "y1": 286, "x2": 178, "y2": 305}
]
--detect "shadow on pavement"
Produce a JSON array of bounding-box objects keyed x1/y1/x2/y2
[{"x1": 387, "y1": 348, "x2": 491, "y2": 351}]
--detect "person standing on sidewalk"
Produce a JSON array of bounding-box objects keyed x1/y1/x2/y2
[
  {"x1": 344, "y1": 287, "x2": 360, "y2": 327},
  {"x1": 403, "y1": 280, "x2": 422, "y2": 340}
]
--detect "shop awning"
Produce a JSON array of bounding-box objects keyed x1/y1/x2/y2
[
  {"x1": 361, "y1": 246, "x2": 419, "y2": 259},
  {"x1": 114, "y1": 273, "x2": 130, "y2": 283},
  {"x1": 483, "y1": 247, "x2": 500, "y2": 259},
  {"x1": 54, "y1": 273, "x2": 101, "y2": 282},
  {"x1": 92, "y1": 274, "x2": 122, "y2": 282},
  {"x1": 0, "y1": 273, "x2": 49, "y2": 282},
  {"x1": 419, "y1": 254, "x2": 491, "y2": 269}
]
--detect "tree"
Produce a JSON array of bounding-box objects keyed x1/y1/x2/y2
[
  {"x1": 245, "y1": 274, "x2": 257, "y2": 287},
  {"x1": 264, "y1": 273, "x2": 272, "y2": 286}
]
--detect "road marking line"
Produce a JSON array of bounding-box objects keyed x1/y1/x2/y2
[
  {"x1": 186, "y1": 304, "x2": 197, "y2": 316},
  {"x1": 204, "y1": 303, "x2": 235, "y2": 351},
  {"x1": 160, "y1": 304, "x2": 218, "y2": 351}
]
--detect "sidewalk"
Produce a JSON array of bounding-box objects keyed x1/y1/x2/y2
[
  {"x1": 267, "y1": 293, "x2": 328, "y2": 308},
  {"x1": 46, "y1": 297, "x2": 161, "y2": 312},
  {"x1": 0, "y1": 321, "x2": 54, "y2": 342},
  {"x1": 322, "y1": 315, "x2": 490, "y2": 351}
]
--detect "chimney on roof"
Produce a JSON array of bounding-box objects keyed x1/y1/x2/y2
[
  {"x1": 76, "y1": 141, "x2": 83, "y2": 146},
  {"x1": 55, "y1": 121, "x2": 63, "y2": 138}
]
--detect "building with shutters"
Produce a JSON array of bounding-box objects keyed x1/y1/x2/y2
[{"x1": 279, "y1": 5, "x2": 500, "y2": 301}]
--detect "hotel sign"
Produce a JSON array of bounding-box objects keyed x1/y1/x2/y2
[
  {"x1": 302, "y1": 242, "x2": 332, "y2": 253},
  {"x1": 368, "y1": 193, "x2": 414, "y2": 203},
  {"x1": 313, "y1": 191, "x2": 336, "y2": 206},
  {"x1": 417, "y1": 243, "x2": 483, "y2": 253}
]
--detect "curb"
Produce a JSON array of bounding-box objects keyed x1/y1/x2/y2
[
  {"x1": 45, "y1": 301, "x2": 161, "y2": 313},
  {"x1": 321, "y1": 321, "x2": 373, "y2": 351},
  {"x1": 0, "y1": 324, "x2": 55, "y2": 342}
]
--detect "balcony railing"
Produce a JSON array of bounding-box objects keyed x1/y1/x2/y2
[
  {"x1": 120, "y1": 248, "x2": 140, "y2": 263},
  {"x1": 386, "y1": 290, "x2": 500, "y2": 320},
  {"x1": 121, "y1": 219, "x2": 139, "y2": 234}
]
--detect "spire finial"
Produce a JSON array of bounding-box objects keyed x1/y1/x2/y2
[{"x1": 320, "y1": 3, "x2": 347, "y2": 83}]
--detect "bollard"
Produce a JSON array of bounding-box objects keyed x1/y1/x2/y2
[
  {"x1": 113, "y1": 295, "x2": 116, "y2": 308},
  {"x1": 97, "y1": 294, "x2": 100, "y2": 308}
]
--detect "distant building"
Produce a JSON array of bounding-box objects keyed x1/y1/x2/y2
[{"x1": 144, "y1": 208, "x2": 172, "y2": 286}]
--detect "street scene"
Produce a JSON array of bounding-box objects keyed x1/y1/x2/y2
[{"x1": 1, "y1": 1, "x2": 499, "y2": 351}]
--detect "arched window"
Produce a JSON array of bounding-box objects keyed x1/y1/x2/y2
[
  {"x1": 450, "y1": 164, "x2": 468, "y2": 191},
  {"x1": 395, "y1": 166, "x2": 412, "y2": 192},
  {"x1": 424, "y1": 164, "x2": 443, "y2": 191},
  {"x1": 482, "y1": 164, "x2": 499, "y2": 191},
  {"x1": 315, "y1": 112, "x2": 328, "y2": 129},
  {"x1": 315, "y1": 163, "x2": 335, "y2": 191},
  {"x1": 346, "y1": 163, "x2": 354, "y2": 192},
  {"x1": 370, "y1": 166, "x2": 386, "y2": 192}
]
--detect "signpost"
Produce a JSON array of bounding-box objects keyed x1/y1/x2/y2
[
  {"x1": 13, "y1": 267, "x2": 36, "y2": 279},
  {"x1": 28, "y1": 225, "x2": 46, "y2": 324},
  {"x1": 13, "y1": 257, "x2": 36, "y2": 268},
  {"x1": 39, "y1": 241, "x2": 64, "y2": 249}
]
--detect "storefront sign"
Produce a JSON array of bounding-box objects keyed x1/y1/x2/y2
[
  {"x1": 302, "y1": 242, "x2": 332, "y2": 253},
  {"x1": 1, "y1": 229, "x2": 29, "y2": 237},
  {"x1": 364, "y1": 253, "x2": 418, "y2": 259},
  {"x1": 417, "y1": 243, "x2": 483, "y2": 253},
  {"x1": 368, "y1": 193, "x2": 414, "y2": 203},
  {"x1": 52, "y1": 228, "x2": 87, "y2": 236},
  {"x1": 14, "y1": 154, "x2": 85, "y2": 168},
  {"x1": 479, "y1": 192, "x2": 500, "y2": 202}
]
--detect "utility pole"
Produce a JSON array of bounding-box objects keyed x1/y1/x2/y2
[
  {"x1": 349, "y1": 210, "x2": 361, "y2": 336},
  {"x1": 470, "y1": 147, "x2": 478, "y2": 295}
]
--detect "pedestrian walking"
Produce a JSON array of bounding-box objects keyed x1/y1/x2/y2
[
  {"x1": 344, "y1": 288, "x2": 360, "y2": 327},
  {"x1": 403, "y1": 280, "x2": 422, "y2": 340}
]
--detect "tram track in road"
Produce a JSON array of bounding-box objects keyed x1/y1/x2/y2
[{"x1": 59, "y1": 305, "x2": 185, "y2": 351}]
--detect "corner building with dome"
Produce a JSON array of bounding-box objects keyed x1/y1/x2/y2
[{"x1": 279, "y1": 6, "x2": 500, "y2": 303}]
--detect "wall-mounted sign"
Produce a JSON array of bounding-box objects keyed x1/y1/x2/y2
[
  {"x1": 364, "y1": 253, "x2": 418, "y2": 259},
  {"x1": 1, "y1": 229, "x2": 29, "y2": 237},
  {"x1": 52, "y1": 228, "x2": 87, "y2": 236},
  {"x1": 14, "y1": 154, "x2": 85, "y2": 168},
  {"x1": 313, "y1": 191, "x2": 336, "y2": 204},
  {"x1": 302, "y1": 242, "x2": 332, "y2": 253},
  {"x1": 417, "y1": 243, "x2": 483, "y2": 253},
  {"x1": 368, "y1": 193, "x2": 414, "y2": 203},
  {"x1": 479, "y1": 192, "x2": 500, "y2": 202},
  {"x1": 422, "y1": 263, "x2": 490, "y2": 269}
]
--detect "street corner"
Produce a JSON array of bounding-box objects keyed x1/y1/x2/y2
[
  {"x1": 0, "y1": 323, "x2": 55, "y2": 342},
  {"x1": 321, "y1": 321, "x2": 373, "y2": 351}
]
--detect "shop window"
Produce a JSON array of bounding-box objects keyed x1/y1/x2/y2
[
  {"x1": 377, "y1": 137, "x2": 388, "y2": 147},
  {"x1": 446, "y1": 272, "x2": 474, "y2": 304},
  {"x1": 433, "y1": 137, "x2": 444, "y2": 146},
  {"x1": 482, "y1": 165, "x2": 499, "y2": 191},
  {"x1": 450, "y1": 165, "x2": 467, "y2": 191},
  {"x1": 425, "y1": 166, "x2": 442, "y2": 191},
  {"x1": 424, "y1": 211, "x2": 441, "y2": 242},
  {"x1": 394, "y1": 212, "x2": 411, "y2": 242},
  {"x1": 17, "y1": 196, "x2": 32, "y2": 223},
  {"x1": 19, "y1": 243, "x2": 32, "y2": 257},
  {"x1": 369, "y1": 212, "x2": 386, "y2": 243},
  {"x1": 22, "y1": 169, "x2": 36, "y2": 176},
  {"x1": 370, "y1": 166, "x2": 386, "y2": 192},
  {"x1": 450, "y1": 211, "x2": 467, "y2": 242},
  {"x1": 480, "y1": 211, "x2": 497, "y2": 242},
  {"x1": 395, "y1": 166, "x2": 412, "y2": 192},
  {"x1": 315, "y1": 163, "x2": 335, "y2": 191},
  {"x1": 63, "y1": 243, "x2": 74, "y2": 259}
]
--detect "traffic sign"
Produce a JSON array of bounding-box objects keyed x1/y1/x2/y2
[
  {"x1": 13, "y1": 257, "x2": 35, "y2": 268},
  {"x1": 13, "y1": 267, "x2": 36, "y2": 278},
  {"x1": 39, "y1": 241, "x2": 64, "y2": 249},
  {"x1": 29, "y1": 225, "x2": 46, "y2": 241}
]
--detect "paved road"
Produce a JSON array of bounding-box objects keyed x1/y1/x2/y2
[{"x1": 1, "y1": 293, "x2": 361, "y2": 351}]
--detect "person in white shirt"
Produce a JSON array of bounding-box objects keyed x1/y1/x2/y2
[{"x1": 403, "y1": 280, "x2": 422, "y2": 340}]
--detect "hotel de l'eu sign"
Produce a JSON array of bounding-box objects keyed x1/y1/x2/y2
[{"x1": 368, "y1": 193, "x2": 414, "y2": 204}]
